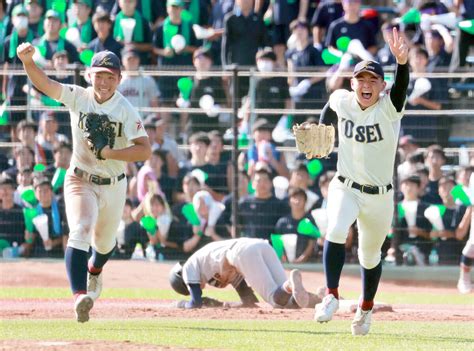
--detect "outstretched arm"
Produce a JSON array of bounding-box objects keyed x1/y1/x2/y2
[
  {"x1": 319, "y1": 102, "x2": 338, "y2": 127},
  {"x1": 387, "y1": 27, "x2": 410, "y2": 112},
  {"x1": 17, "y1": 42, "x2": 62, "y2": 100}
]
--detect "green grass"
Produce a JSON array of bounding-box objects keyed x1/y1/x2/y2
[
  {"x1": 1, "y1": 319, "x2": 473, "y2": 350},
  {"x1": 1, "y1": 287, "x2": 472, "y2": 305}
]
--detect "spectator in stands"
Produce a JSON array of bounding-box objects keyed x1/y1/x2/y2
[
  {"x1": 207, "y1": 0, "x2": 233, "y2": 65},
  {"x1": 35, "y1": 111, "x2": 70, "y2": 153},
  {"x1": 236, "y1": 166, "x2": 289, "y2": 241},
  {"x1": 425, "y1": 27, "x2": 453, "y2": 71},
  {"x1": 114, "y1": 0, "x2": 153, "y2": 64},
  {"x1": 188, "y1": 47, "x2": 227, "y2": 134},
  {"x1": 311, "y1": 0, "x2": 343, "y2": 51},
  {"x1": 423, "y1": 145, "x2": 446, "y2": 204},
  {"x1": 451, "y1": 0, "x2": 474, "y2": 70},
  {"x1": 16, "y1": 120, "x2": 52, "y2": 165},
  {"x1": 288, "y1": 161, "x2": 319, "y2": 212},
  {"x1": 377, "y1": 22, "x2": 399, "y2": 67},
  {"x1": 263, "y1": 0, "x2": 309, "y2": 66},
  {"x1": 45, "y1": 142, "x2": 72, "y2": 189},
  {"x1": 192, "y1": 189, "x2": 229, "y2": 240},
  {"x1": 4, "y1": 145, "x2": 35, "y2": 180},
  {"x1": 429, "y1": 176, "x2": 470, "y2": 265},
  {"x1": 222, "y1": 0, "x2": 268, "y2": 67},
  {"x1": 275, "y1": 187, "x2": 317, "y2": 263},
  {"x1": 395, "y1": 175, "x2": 433, "y2": 265},
  {"x1": 31, "y1": 176, "x2": 68, "y2": 257},
  {"x1": 13, "y1": 166, "x2": 33, "y2": 206},
  {"x1": 397, "y1": 135, "x2": 421, "y2": 179},
  {"x1": 246, "y1": 118, "x2": 290, "y2": 179},
  {"x1": 253, "y1": 48, "x2": 290, "y2": 124},
  {"x1": 178, "y1": 131, "x2": 222, "y2": 197},
  {"x1": 118, "y1": 47, "x2": 161, "y2": 118},
  {"x1": 221, "y1": 170, "x2": 250, "y2": 238},
  {"x1": 404, "y1": 47, "x2": 446, "y2": 145},
  {"x1": 3, "y1": 4, "x2": 36, "y2": 129},
  {"x1": 153, "y1": 0, "x2": 198, "y2": 106},
  {"x1": 147, "y1": 114, "x2": 181, "y2": 178},
  {"x1": 398, "y1": 149, "x2": 425, "y2": 182},
  {"x1": 325, "y1": 0, "x2": 377, "y2": 58},
  {"x1": 286, "y1": 19, "x2": 326, "y2": 115},
  {"x1": 32, "y1": 10, "x2": 79, "y2": 66},
  {"x1": 95, "y1": 0, "x2": 116, "y2": 14},
  {"x1": 132, "y1": 192, "x2": 174, "y2": 256},
  {"x1": 25, "y1": 0, "x2": 44, "y2": 37},
  {"x1": 135, "y1": 149, "x2": 166, "y2": 203},
  {"x1": 206, "y1": 130, "x2": 231, "y2": 197},
  {"x1": 116, "y1": 198, "x2": 146, "y2": 258},
  {"x1": 0, "y1": 175, "x2": 29, "y2": 255},
  {"x1": 87, "y1": 10, "x2": 123, "y2": 59},
  {"x1": 222, "y1": 0, "x2": 268, "y2": 97},
  {"x1": 69, "y1": 0, "x2": 97, "y2": 52},
  {"x1": 168, "y1": 174, "x2": 206, "y2": 254},
  {"x1": 0, "y1": 0, "x2": 11, "y2": 63}
]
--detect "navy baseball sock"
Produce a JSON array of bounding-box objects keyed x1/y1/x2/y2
[
  {"x1": 88, "y1": 246, "x2": 116, "y2": 275},
  {"x1": 460, "y1": 255, "x2": 473, "y2": 267},
  {"x1": 273, "y1": 286, "x2": 292, "y2": 306},
  {"x1": 323, "y1": 241, "x2": 345, "y2": 299},
  {"x1": 65, "y1": 247, "x2": 88, "y2": 296},
  {"x1": 361, "y1": 262, "x2": 382, "y2": 311}
]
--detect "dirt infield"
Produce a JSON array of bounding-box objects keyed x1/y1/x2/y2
[{"x1": 1, "y1": 260, "x2": 471, "y2": 322}]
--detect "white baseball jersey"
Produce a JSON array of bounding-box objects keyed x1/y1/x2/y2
[
  {"x1": 329, "y1": 89, "x2": 405, "y2": 186},
  {"x1": 183, "y1": 239, "x2": 244, "y2": 288},
  {"x1": 58, "y1": 84, "x2": 148, "y2": 177}
]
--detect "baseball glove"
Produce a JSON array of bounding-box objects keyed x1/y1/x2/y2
[
  {"x1": 292, "y1": 122, "x2": 335, "y2": 159},
  {"x1": 83, "y1": 113, "x2": 115, "y2": 160}
]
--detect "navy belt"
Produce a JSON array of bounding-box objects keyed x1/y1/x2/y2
[
  {"x1": 74, "y1": 167, "x2": 125, "y2": 186},
  {"x1": 338, "y1": 175, "x2": 392, "y2": 195}
]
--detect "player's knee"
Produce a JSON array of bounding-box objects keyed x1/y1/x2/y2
[
  {"x1": 358, "y1": 250, "x2": 381, "y2": 270},
  {"x1": 326, "y1": 224, "x2": 348, "y2": 244},
  {"x1": 93, "y1": 236, "x2": 116, "y2": 254}
]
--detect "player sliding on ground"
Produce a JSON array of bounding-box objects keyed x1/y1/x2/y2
[
  {"x1": 17, "y1": 43, "x2": 151, "y2": 323},
  {"x1": 294, "y1": 27, "x2": 409, "y2": 335}
]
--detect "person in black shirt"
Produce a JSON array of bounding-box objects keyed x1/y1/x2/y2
[
  {"x1": 237, "y1": 167, "x2": 289, "y2": 241},
  {"x1": 0, "y1": 175, "x2": 29, "y2": 254},
  {"x1": 254, "y1": 48, "x2": 290, "y2": 123},
  {"x1": 286, "y1": 19, "x2": 326, "y2": 116},
  {"x1": 87, "y1": 11, "x2": 123, "y2": 60},
  {"x1": 188, "y1": 47, "x2": 227, "y2": 134},
  {"x1": 275, "y1": 187, "x2": 317, "y2": 263},
  {"x1": 311, "y1": 0, "x2": 343, "y2": 50},
  {"x1": 221, "y1": 0, "x2": 268, "y2": 98}
]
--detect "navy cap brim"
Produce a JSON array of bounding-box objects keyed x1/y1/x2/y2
[
  {"x1": 353, "y1": 69, "x2": 382, "y2": 78},
  {"x1": 89, "y1": 66, "x2": 120, "y2": 74}
]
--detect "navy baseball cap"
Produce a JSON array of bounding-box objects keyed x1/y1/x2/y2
[
  {"x1": 90, "y1": 51, "x2": 121, "y2": 74},
  {"x1": 353, "y1": 60, "x2": 384, "y2": 79}
]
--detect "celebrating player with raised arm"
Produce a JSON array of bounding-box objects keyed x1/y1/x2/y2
[
  {"x1": 17, "y1": 43, "x2": 151, "y2": 323},
  {"x1": 309, "y1": 28, "x2": 409, "y2": 335}
]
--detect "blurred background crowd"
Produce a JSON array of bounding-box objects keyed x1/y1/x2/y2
[{"x1": 0, "y1": 0, "x2": 473, "y2": 270}]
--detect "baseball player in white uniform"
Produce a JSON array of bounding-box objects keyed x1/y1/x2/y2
[
  {"x1": 17, "y1": 43, "x2": 151, "y2": 323},
  {"x1": 313, "y1": 28, "x2": 409, "y2": 335},
  {"x1": 169, "y1": 238, "x2": 322, "y2": 309},
  {"x1": 458, "y1": 207, "x2": 473, "y2": 294}
]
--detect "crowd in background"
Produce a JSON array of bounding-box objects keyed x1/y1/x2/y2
[{"x1": 0, "y1": 0, "x2": 473, "y2": 268}]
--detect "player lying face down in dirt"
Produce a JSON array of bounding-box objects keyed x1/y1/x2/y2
[{"x1": 169, "y1": 238, "x2": 324, "y2": 309}]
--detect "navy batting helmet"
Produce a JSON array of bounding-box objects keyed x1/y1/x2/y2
[{"x1": 169, "y1": 262, "x2": 190, "y2": 296}]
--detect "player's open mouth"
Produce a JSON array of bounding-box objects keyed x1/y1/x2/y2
[{"x1": 362, "y1": 93, "x2": 372, "y2": 99}]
